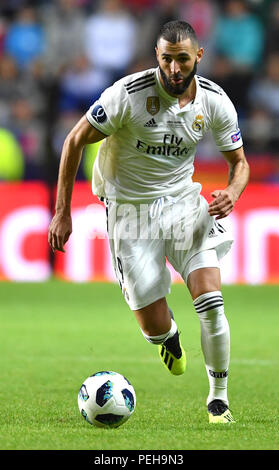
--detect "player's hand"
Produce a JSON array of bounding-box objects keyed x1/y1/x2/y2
[
  {"x1": 48, "y1": 213, "x2": 72, "y2": 253},
  {"x1": 208, "y1": 189, "x2": 237, "y2": 220}
]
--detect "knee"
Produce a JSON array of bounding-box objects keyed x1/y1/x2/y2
[{"x1": 187, "y1": 267, "x2": 221, "y2": 300}]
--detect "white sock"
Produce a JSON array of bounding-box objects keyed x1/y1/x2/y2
[
  {"x1": 141, "y1": 319, "x2": 177, "y2": 345},
  {"x1": 193, "y1": 291, "x2": 230, "y2": 406}
]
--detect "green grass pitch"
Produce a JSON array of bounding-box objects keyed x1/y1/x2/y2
[{"x1": 0, "y1": 281, "x2": 278, "y2": 450}]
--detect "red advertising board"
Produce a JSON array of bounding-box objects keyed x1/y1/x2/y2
[
  {"x1": 0, "y1": 182, "x2": 278, "y2": 283},
  {"x1": 0, "y1": 182, "x2": 50, "y2": 281},
  {"x1": 201, "y1": 184, "x2": 279, "y2": 284},
  {"x1": 53, "y1": 183, "x2": 114, "y2": 282}
]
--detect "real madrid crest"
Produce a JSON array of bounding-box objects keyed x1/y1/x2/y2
[
  {"x1": 146, "y1": 96, "x2": 160, "y2": 116},
  {"x1": 192, "y1": 114, "x2": 204, "y2": 132}
]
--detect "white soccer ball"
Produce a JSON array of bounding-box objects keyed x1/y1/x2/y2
[{"x1": 77, "y1": 371, "x2": 136, "y2": 428}]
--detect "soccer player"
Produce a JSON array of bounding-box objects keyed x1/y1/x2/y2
[{"x1": 48, "y1": 21, "x2": 249, "y2": 424}]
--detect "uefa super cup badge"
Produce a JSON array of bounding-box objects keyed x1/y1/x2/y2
[
  {"x1": 146, "y1": 96, "x2": 160, "y2": 116},
  {"x1": 192, "y1": 114, "x2": 204, "y2": 132}
]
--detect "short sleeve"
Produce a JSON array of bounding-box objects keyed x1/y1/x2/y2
[
  {"x1": 86, "y1": 79, "x2": 129, "y2": 136},
  {"x1": 211, "y1": 93, "x2": 243, "y2": 152}
]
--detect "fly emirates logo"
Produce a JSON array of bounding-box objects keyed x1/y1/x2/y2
[{"x1": 136, "y1": 133, "x2": 190, "y2": 157}]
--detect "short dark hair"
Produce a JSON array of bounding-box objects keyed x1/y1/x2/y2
[{"x1": 157, "y1": 20, "x2": 198, "y2": 47}]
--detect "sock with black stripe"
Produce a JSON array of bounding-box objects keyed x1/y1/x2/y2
[
  {"x1": 193, "y1": 291, "x2": 230, "y2": 406},
  {"x1": 141, "y1": 318, "x2": 177, "y2": 345}
]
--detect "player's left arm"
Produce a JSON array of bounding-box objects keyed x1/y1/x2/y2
[{"x1": 208, "y1": 146, "x2": 250, "y2": 220}]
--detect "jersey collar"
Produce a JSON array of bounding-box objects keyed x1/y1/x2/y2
[{"x1": 155, "y1": 67, "x2": 202, "y2": 111}]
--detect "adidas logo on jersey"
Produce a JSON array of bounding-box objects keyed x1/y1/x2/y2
[
  {"x1": 208, "y1": 227, "x2": 217, "y2": 238},
  {"x1": 144, "y1": 118, "x2": 158, "y2": 127}
]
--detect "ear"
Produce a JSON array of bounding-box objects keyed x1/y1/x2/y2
[
  {"x1": 155, "y1": 46, "x2": 159, "y2": 61},
  {"x1": 196, "y1": 47, "x2": 204, "y2": 64}
]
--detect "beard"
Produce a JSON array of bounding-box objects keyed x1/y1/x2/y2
[{"x1": 159, "y1": 59, "x2": 197, "y2": 96}]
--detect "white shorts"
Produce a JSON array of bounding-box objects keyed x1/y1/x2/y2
[{"x1": 106, "y1": 193, "x2": 233, "y2": 310}]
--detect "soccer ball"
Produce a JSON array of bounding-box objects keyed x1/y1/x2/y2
[{"x1": 77, "y1": 371, "x2": 136, "y2": 428}]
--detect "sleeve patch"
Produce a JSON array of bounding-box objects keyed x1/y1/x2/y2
[
  {"x1": 91, "y1": 105, "x2": 107, "y2": 124},
  {"x1": 231, "y1": 130, "x2": 241, "y2": 143}
]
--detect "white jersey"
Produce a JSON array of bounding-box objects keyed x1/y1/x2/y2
[{"x1": 86, "y1": 67, "x2": 243, "y2": 203}]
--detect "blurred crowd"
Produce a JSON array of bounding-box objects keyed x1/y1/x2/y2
[{"x1": 0, "y1": 0, "x2": 279, "y2": 182}]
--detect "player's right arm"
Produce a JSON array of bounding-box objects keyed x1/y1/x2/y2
[{"x1": 48, "y1": 115, "x2": 106, "y2": 253}]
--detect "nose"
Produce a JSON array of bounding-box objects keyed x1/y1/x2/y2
[{"x1": 170, "y1": 60, "x2": 180, "y2": 75}]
